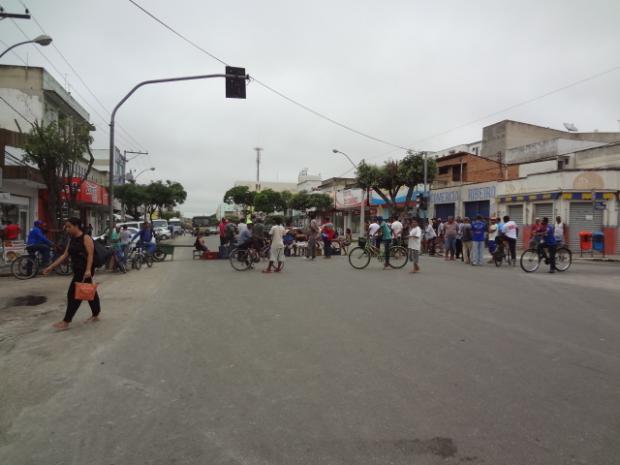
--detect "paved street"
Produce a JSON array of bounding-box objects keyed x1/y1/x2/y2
[{"x1": 1, "y1": 236, "x2": 620, "y2": 465}]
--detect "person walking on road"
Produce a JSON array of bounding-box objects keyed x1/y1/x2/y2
[
  {"x1": 502, "y1": 215, "x2": 518, "y2": 266},
  {"x1": 471, "y1": 215, "x2": 486, "y2": 266},
  {"x1": 391, "y1": 216, "x2": 403, "y2": 246},
  {"x1": 264, "y1": 217, "x2": 285, "y2": 273},
  {"x1": 44, "y1": 217, "x2": 101, "y2": 330},
  {"x1": 455, "y1": 217, "x2": 464, "y2": 261},
  {"x1": 307, "y1": 214, "x2": 320, "y2": 260},
  {"x1": 408, "y1": 218, "x2": 422, "y2": 273}
]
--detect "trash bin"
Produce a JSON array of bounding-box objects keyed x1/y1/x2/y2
[
  {"x1": 592, "y1": 231, "x2": 605, "y2": 252},
  {"x1": 579, "y1": 231, "x2": 592, "y2": 252}
]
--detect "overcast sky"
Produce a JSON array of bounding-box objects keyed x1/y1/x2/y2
[{"x1": 2, "y1": 0, "x2": 619, "y2": 215}]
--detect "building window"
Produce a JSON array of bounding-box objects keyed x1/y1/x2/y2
[
  {"x1": 452, "y1": 165, "x2": 462, "y2": 182},
  {"x1": 438, "y1": 166, "x2": 449, "y2": 175}
]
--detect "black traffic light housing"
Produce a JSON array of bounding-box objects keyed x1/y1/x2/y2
[{"x1": 225, "y1": 66, "x2": 246, "y2": 99}]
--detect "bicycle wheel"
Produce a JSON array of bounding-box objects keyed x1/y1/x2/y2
[
  {"x1": 145, "y1": 254, "x2": 153, "y2": 268},
  {"x1": 388, "y1": 246, "x2": 408, "y2": 269},
  {"x1": 132, "y1": 255, "x2": 143, "y2": 270},
  {"x1": 348, "y1": 247, "x2": 371, "y2": 269},
  {"x1": 229, "y1": 248, "x2": 251, "y2": 271},
  {"x1": 555, "y1": 247, "x2": 572, "y2": 272},
  {"x1": 494, "y1": 255, "x2": 503, "y2": 267},
  {"x1": 55, "y1": 260, "x2": 72, "y2": 276},
  {"x1": 153, "y1": 247, "x2": 167, "y2": 262},
  {"x1": 12, "y1": 255, "x2": 38, "y2": 280},
  {"x1": 520, "y1": 249, "x2": 540, "y2": 273}
]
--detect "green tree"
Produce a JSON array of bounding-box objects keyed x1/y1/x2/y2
[
  {"x1": 223, "y1": 185, "x2": 255, "y2": 215},
  {"x1": 356, "y1": 153, "x2": 434, "y2": 213},
  {"x1": 290, "y1": 191, "x2": 311, "y2": 212},
  {"x1": 114, "y1": 182, "x2": 147, "y2": 219},
  {"x1": 280, "y1": 190, "x2": 294, "y2": 217},
  {"x1": 307, "y1": 193, "x2": 333, "y2": 212},
  {"x1": 254, "y1": 189, "x2": 285, "y2": 214},
  {"x1": 399, "y1": 150, "x2": 436, "y2": 207},
  {"x1": 22, "y1": 119, "x2": 95, "y2": 230}
]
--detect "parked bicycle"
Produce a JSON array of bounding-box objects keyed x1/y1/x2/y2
[
  {"x1": 348, "y1": 237, "x2": 408, "y2": 270},
  {"x1": 229, "y1": 246, "x2": 263, "y2": 271},
  {"x1": 520, "y1": 245, "x2": 572, "y2": 273},
  {"x1": 11, "y1": 246, "x2": 72, "y2": 280}
]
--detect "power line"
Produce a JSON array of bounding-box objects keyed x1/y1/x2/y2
[
  {"x1": 14, "y1": 0, "x2": 147, "y2": 152},
  {"x1": 0, "y1": 95, "x2": 34, "y2": 126},
  {"x1": 7, "y1": 15, "x2": 140, "y2": 151},
  {"x1": 338, "y1": 63, "x2": 620, "y2": 176},
  {"x1": 126, "y1": 0, "x2": 407, "y2": 150}
]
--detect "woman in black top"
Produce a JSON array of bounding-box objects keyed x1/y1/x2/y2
[{"x1": 44, "y1": 217, "x2": 101, "y2": 330}]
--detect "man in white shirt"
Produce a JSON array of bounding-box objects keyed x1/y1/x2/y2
[
  {"x1": 368, "y1": 218, "x2": 380, "y2": 247},
  {"x1": 264, "y1": 217, "x2": 285, "y2": 273},
  {"x1": 390, "y1": 217, "x2": 403, "y2": 244},
  {"x1": 408, "y1": 218, "x2": 422, "y2": 273},
  {"x1": 502, "y1": 215, "x2": 518, "y2": 266},
  {"x1": 554, "y1": 216, "x2": 567, "y2": 246}
]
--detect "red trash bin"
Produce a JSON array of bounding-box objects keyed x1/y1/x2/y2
[{"x1": 579, "y1": 231, "x2": 592, "y2": 252}]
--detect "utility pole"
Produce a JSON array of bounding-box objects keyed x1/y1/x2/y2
[{"x1": 254, "y1": 147, "x2": 263, "y2": 192}]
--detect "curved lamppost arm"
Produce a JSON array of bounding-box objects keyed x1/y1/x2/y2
[{"x1": 108, "y1": 72, "x2": 248, "y2": 233}]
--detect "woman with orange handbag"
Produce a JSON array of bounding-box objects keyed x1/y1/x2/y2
[{"x1": 44, "y1": 217, "x2": 101, "y2": 330}]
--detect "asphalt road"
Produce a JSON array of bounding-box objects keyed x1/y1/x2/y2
[{"x1": 1, "y1": 236, "x2": 619, "y2": 465}]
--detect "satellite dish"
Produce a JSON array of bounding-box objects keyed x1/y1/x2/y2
[{"x1": 563, "y1": 122, "x2": 578, "y2": 132}]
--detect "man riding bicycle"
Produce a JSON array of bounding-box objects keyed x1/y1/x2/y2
[
  {"x1": 26, "y1": 220, "x2": 54, "y2": 266},
  {"x1": 131, "y1": 222, "x2": 156, "y2": 255},
  {"x1": 535, "y1": 217, "x2": 557, "y2": 273}
]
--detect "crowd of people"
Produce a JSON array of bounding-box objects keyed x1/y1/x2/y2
[{"x1": 363, "y1": 214, "x2": 567, "y2": 273}]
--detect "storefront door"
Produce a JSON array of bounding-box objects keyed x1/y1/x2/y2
[
  {"x1": 568, "y1": 202, "x2": 603, "y2": 252},
  {"x1": 435, "y1": 203, "x2": 455, "y2": 220},
  {"x1": 464, "y1": 201, "x2": 490, "y2": 219}
]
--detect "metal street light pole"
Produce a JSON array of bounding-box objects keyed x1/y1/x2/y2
[
  {"x1": 108, "y1": 72, "x2": 248, "y2": 234},
  {"x1": 131, "y1": 167, "x2": 155, "y2": 181},
  {"x1": 0, "y1": 35, "x2": 52, "y2": 59},
  {"x1": 332, "y1": 149, "x2": 365, "y2": 237}
]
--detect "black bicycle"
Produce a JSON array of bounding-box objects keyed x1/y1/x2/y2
[
  {"x1": 520, "y1": 245, "x2": 572, "y2": 273},
  {"x1": 11, "y1": 246, "x2": 72, "y2": 280}
]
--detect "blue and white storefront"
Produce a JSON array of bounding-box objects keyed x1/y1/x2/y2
[{"x1": 431, "y1": 181, "x2": 499, "y2": 220}]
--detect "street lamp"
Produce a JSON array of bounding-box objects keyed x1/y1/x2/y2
[
  {"x1": 108, "y1": 71, "x2": 248, "y2": 234},
  {"x1": 332, "y1": 148, "x2": 365, "y2": 237},
  {"x1": 0, "y1": 35, "x2": 52, "y2": 59},
  {"x1": 128, "y1": 167, "x2": 155, "y2": 182}
]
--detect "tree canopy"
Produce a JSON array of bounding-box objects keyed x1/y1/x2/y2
[
  {"x1": 223, "y1": 185, "x2": 255, "y2": 215},
  {"x1": 22, "y1": 119, "x2": 95, "y2": 230},
  {"x1": 114, "y1": 180, "x2": 187, "y2": 220},
  {"x1": 356, "y1": 151, "x2": 435, "y2": 211}
]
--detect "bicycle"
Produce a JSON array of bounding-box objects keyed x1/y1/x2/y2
[
  {"x1": 133, "y1": 243, "x2": 154, "y2": 269},
  {"x1": 11, "y1": 246, "x2": 72, "y2": 280},
  {"x1": 348, "y1": 238, "x2": 408, "y2": 270},
  {"x1": 229, "y1": 246, "x2": 262, "y2": 271},
  {"x1": 520, "y1": 244, "x2": 572, "y2": 273}
]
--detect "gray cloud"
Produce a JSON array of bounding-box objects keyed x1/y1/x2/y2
[{"x1": 2, "y1": 0, "x2": 619, "y2": 215}]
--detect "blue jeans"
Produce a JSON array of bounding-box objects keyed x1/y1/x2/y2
[
  {"x1": 473, "y1": 240, "x2": 484, "y2": 265},
  {"x1": 444, "y1": 237, "x2": 456, "y2": 258},
  {"x1": 26, "y1": 244, "x2": 51, "y2": 265},
  {"x1": 383, "y1": 240, "x2": 392, "y2": 266}
]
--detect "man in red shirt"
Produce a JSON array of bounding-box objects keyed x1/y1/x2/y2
[
  {"x1": 4, "y1": 221, "x2": 20, "y2": 241},
  {"x1": 218, "y1": 218, "x2": 228, "y2": 246}
]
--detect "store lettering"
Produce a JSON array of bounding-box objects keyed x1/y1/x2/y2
[
  {"x1": 468, "y1": 186, "x2": 496, "y2": 201},
  {"x1": 431, "y1": 191, "x2": 459, "y2": 204}
]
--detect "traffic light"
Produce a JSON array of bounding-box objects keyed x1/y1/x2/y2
[{"x1": 225, "y1": 66, "x2": 246, "y2": 99}]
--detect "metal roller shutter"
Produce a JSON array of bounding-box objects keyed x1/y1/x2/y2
[
  {"x1": 435, "y1": 203, "x2": 455, "y2": 220},
  {"x1": 464, "y1": 201, "x2": 490, "y2": 219},
  {"x1": 507, "y1": 204, "x2": 524, "y2": 226},
  {"x1": 568, "y1": 202, "x2": 603, "y2": 252},
  {"x1": 533, "y1": 203, "x2": 553, "y2": 221}
]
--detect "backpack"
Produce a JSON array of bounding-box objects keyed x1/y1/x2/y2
[{"x1": 89, "y1": 236, "x2": 109, "y2": 267}]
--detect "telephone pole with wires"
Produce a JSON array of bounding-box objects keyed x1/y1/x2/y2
[{"x1": 254, "y1": 147, "x2": 263, "y2": 193}]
